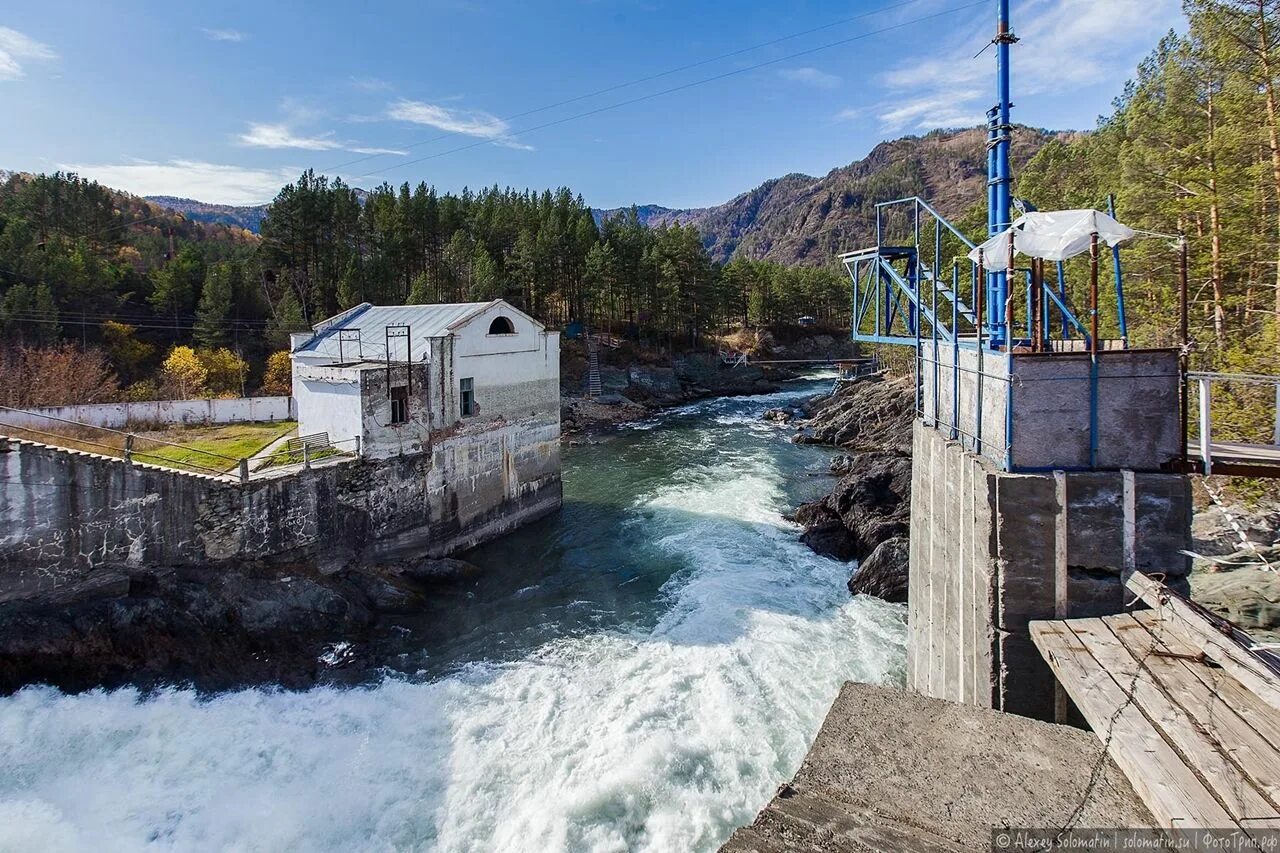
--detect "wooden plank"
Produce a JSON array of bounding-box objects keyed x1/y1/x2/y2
[
  {"x1": 1110, "y1": 614, "x2": 1280, "y2": 814},
  {"x1": 1125, "y1": 572, "x2": 1280, "y2": 714},
  {"x1": 1131, "y1": 611, "x2": 1280, "y2": 796},
  {"x1": 1080, "y1": 616, "x2": 1280, "y2": 825},
  {"x1": 1031, "y1": 621, "x2": 1238, "y2": 832}
]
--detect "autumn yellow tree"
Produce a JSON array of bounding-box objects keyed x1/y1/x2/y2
[
  {"x1": 197, "y1": 348, "x2": 249, "y2": 397},
  {"x1": 160, "y1": 346, "x2": 207, "y2": 399},
  {"x1": 260, "y1": 351, "x2": 292, "y2": 395}
]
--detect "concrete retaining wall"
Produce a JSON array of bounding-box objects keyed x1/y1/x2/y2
[
  {"x1": 0, "y1": 414, "x2": 562, "y2": 598},
  {"x1": 0, "y1": 397, "x2": 295, "y2": 430},
  {"x1": 907, "y1": 421, "x2": 1191, "y2": 720}
]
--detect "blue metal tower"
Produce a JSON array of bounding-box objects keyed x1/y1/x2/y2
[{"x1": 986, "y1": 0, "x2": 1016, "y2": 347}]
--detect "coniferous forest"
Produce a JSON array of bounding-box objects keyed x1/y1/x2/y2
[{"x1": 1, "y1": 0, "x2": 1278, "y2": 407}]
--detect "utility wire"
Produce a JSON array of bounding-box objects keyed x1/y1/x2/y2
[
  {"x1": 349, "y1": 0, "x2": 989, "y2": 180},
  {"x1": 324, "y1": 0, "x2": 935, "y2": 173}
]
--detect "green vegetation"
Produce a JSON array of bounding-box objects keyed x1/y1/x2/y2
[
  {"x1": 1015, "y1": 1, "x2": 1279, "y2": 360},
  {"x1": 0, "y1": 171, "x2": 848, "y2": 405},
  {"x1": 1013, "y1": 0, "x2": 1280, "y2": 441},
  {"x1": 130, "y1": 421, "x2": 296, "y2": 473},
  {"x1": 259, "y1": 175, "x2": 850, "y2": 340}
]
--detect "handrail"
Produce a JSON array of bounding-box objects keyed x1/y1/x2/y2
[
  {"x1": 1188, "y1": 371, "x2": 1280, "y2": 385},
  {"x1": 0, "y1": 421, "x2": 236, "y2": 478},
  {"x1": 873, "y1": 196, "x2": 979, "y2": 249},
  {"x1": 878, "y1": 259, "x2": 954, "y2": 343},
  {"x1": 0, "y1": 404, "x2": 243, "y2": 464}
]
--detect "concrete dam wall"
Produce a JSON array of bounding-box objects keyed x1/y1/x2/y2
[{"x1": 0, "y1": 416, "x2": 561, "y2": 600}]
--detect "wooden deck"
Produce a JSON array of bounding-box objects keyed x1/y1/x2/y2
[{"x1": 1031, "y1": 573, "x2": 1280, "y2": 841}]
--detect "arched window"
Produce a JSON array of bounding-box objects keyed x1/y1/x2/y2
[{"x1": 488, "y1": 316, "x2": 515, "y2": 335}]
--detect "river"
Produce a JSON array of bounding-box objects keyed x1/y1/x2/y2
[{"x1": 0, "y1": 377, "x2": 906, "y2": 853}]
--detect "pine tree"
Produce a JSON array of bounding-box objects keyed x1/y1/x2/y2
[{"x1": 194, "y1": 262, "x2": 238, "y2": 348}]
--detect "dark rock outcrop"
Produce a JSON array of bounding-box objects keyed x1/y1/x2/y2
[
  {"x1": 849, "y1": 536, "x2": 909, "y2": 602},
  {"x1": 0, "y1": 558, "x2": 483, "y2": 694},
  {"x1": 790, "y1": 375, "x2": 916, "y2": 602}
]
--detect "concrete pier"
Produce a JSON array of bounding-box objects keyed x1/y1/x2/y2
[
  {"x1": 907, "y1": 422, "x2": 1191, "y2": 720},
  {"x1": 718, "y1": 682, "x2": 1155, "y2": 853}
]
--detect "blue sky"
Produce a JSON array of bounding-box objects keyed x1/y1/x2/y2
[{"x1": 0, "y1": 0, "x2": 1183, "y2": 208}]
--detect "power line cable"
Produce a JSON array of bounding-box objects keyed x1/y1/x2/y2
[
  {"x1": 347, "y1": 0, "x2": 989, "y2": 180},
  {"x1": 324, "y1": 0, "x2": 934, "y2": 173}
]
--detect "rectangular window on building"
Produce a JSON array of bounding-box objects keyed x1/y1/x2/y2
[
  {"x1": 390, "y1": 385, "x2": 409, "y2": 424},
  {"x1": 460, "y1": 377, "x2": 476, "y2": 417}
]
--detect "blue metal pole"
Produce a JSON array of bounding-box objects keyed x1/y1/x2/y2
[
  {"x1": 1057, "y1": 261, "x2": 1067, "y2": 338},
  {"x1": 987, "y1": 0, "x2": 1014, "y2": 349},
  {"x1": 1107, "y1": 193, "x2": 1128, "y2": 347}
]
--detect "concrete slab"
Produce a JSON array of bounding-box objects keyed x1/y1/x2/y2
[{"x1": 719, "y1": 682, "x2": 1157, "y2": 853}]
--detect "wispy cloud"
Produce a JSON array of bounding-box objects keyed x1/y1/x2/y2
[
  {"x1": 0, "y1": 27, "x2": 56, "y2": 81},
  {"x1": 60, "y1": 160, "x2": 297, "y2": 205},
  {"x1": 349, "y1": 75, "x2": 391, "y2": 92},
  {"x1": 387, "y1": 99, "x2": 533, "y2": 150},
  {"x1": 877, "y1": 0, "x2": 1182, "y2": 131},
  {"x1": 348, "y1": 145, "x2": 409, "y2": 156},
  {"x1": 877, "y1": 90, "x2": 986, "y2": 133},
  {"x1": 239, "y1": 122, "x2": 339, "y2": 150},
  {"x1": 237, "y1": 122, "x2": 408, "y2": 156},
  {"x1": 778, "y1": 67, "x2": 841, "y2": 90},
  {"x1": 202, "y1": 28, "x2": 246, "y2": 42}
]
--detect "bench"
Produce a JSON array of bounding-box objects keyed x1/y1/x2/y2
[{"x1": 284, "y1": 432, "x2": 330, "y2": 454}]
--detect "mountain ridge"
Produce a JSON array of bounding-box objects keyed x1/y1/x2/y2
[{"x1": 134, "y1": 125, "x2": 1062, "y2": 265}]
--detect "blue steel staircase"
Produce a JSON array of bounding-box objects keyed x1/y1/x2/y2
[{"x1": 842, "y1": 197, "x2": 981, "y2": 347}]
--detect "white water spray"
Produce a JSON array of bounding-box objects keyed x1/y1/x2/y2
[{"x1": 0, "y1": 390, "x2": 905, "y2": 853}]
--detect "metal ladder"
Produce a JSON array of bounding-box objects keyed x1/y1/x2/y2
[{"x1": 587, "y1": 339, "x2": 603, "y2": 397}]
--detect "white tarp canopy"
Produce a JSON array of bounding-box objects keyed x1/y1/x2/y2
[{"x1": 966, "y1": 209, "x2": 1135, "y2": 272}]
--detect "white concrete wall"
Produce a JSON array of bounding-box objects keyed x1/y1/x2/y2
[
  {"x1": 0, "y1": 397, "x2": 295, "y2": 430},
  {"x1": 451, "y1": 303, "x2": 560, "y2": 424},
  {"x1": 293, "y1": 364, "x2": 364, "y2": 443}
]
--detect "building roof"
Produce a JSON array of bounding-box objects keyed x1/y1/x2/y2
[{"x1": 293, "y1": 299, "x2": 541, "y2": 362}]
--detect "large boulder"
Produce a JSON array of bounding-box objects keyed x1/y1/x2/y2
[
  {"x1": 849, "y1": 536, "x2": 909, "y2": 602},
  {"x1": 796, "y1": 504, "x2": 858, "y2": 561},
  {"x1": 795, "y1": 449, "x2": 911, "y2": 564}
]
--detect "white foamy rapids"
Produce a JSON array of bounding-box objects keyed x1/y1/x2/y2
[{"x1": 0, "y1": 434, "x2": 905, "y2": 853}]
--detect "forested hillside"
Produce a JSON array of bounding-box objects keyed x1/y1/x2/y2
[
  {"x1": 0, "y1": 172, "x2": 268, "y2": 405},
  {"x1": 145, "y1": 196, "x2": 270, "y2": 233},
  {"x1": 0, "y1": 171, "x2": 847, "y2": 406},
  {"x1": 1014, "y1": 0, "x2": 1280, "y2": 378},
  {"x1": 4, "y1": 0, "x2": 1275, "y2": 406}
]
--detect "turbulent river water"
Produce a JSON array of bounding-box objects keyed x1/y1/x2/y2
[{"x1": 0, "y1": 378, "x2": 906, "y2": 853}]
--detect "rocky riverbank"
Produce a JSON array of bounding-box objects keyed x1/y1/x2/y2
[
  {"x1": 779, "y1": 374, "x2": 915, "y2": 602},
  {"x1": 0, "y1": 555, "x2": 479, "y2": 694},
  {"x1": 559, "y1": 334, "x2": 859, "y2": 437}
]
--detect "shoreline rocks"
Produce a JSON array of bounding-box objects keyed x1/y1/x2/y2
[
  {"x1": 561, "y1": 354, "x2": 789, "y2": 437},
  {"x1": 785, "y1": 375, "x2": 916, "y2": 601},
  {"x1": 788, "y1": 374, "x2": 1280, "y2": 633},
  {"x1": 0, "y1": 556, "x2": 484, "y2": 695}
]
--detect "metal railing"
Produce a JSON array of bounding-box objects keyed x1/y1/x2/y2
[
  {"x1": 1187, "y1": 372, "x2": 1280, "y2": 475},
  {"x1": 252, "y1": 436, "x2": 361, "y2": 473}
]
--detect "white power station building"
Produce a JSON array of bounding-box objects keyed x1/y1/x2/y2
[{"x1": 288, "y1": 299, "x2": 562, "y2": 553}]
